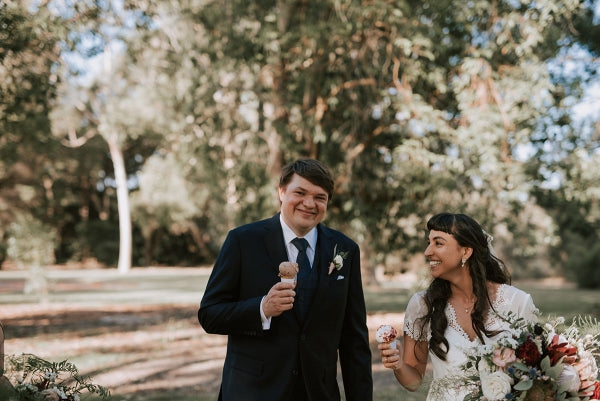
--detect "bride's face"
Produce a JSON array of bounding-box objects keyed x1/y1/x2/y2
[{"x1": 424, "y1": 230, "x2": 468, "y2": 279}]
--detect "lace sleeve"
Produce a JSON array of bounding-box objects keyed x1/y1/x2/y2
[
  {"x1": 516, "y1": 292, "x2": 539, "y2": 323},
  {"x1": 403, "y1": 291, "x2": 430, "y2": 341},
  {"x1": 495, "y1": 285, "x2": 540, "y2": 324}
]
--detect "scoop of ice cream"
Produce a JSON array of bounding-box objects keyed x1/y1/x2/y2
[
  {"x1": 375, "y1": 324, "x2": 397, "y2": 343},
  {"x1": 278, "y1": 261, "x2": 299, "y2": 279}
]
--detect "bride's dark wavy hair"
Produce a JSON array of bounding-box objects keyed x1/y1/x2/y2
[{"x1": 422, "y1": 213, "x2": 510, "y2": 361}]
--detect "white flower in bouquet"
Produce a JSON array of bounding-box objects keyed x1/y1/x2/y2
[
  {"x1": 477, "y1": 356, "x2": 493, "y2": 375},
  {"x1": 478, "y1": 343, "x2": 495, "y2": 356},
  {"x1": 480, "y1": 370, "x2": 513, "y2": 400},
  {"x1": 4, "y1": 353, "x2": 110, "y2": 401},
  {"x1": 575, "y1": 349, "x2": 599, "y2": 396},
  {"x1": 576, "y1": 349, "x2": 598, "y2": 382},
  {"x1": 498, "y1": 333, "x2": 520, "y2": 350},
  {"x1": 558, "y1": 364, "x2": 582, "y2": 393}
]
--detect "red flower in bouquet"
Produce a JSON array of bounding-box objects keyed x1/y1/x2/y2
[
  {"x1": 547, "y1": 334, "x2": 578, "y2": 365},
  {"x1": 516, "y1": 338, "x2": 542, "y2": 366},
  {"x1": 591, "y1": 381, "x2": 600, "y2": 400}
]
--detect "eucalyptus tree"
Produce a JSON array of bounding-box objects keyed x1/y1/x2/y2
[
  {"x1": 49, "y1": 0, "x2": 164, "y2": 273},
  {"x1": 115, "y1": 0, "x2": 281, "y2": 263}
]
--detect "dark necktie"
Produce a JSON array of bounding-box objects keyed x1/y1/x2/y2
[
  {"x1": 291, "y1": 237, "x2": 312, "y2": 321},
  {"x1": 291, "y1": 237, "x2": 311, "y2": 280}
]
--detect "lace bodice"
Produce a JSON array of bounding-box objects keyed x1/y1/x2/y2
[{"x1": 403, "y1": 284, "x2": 538, "y2": 401}]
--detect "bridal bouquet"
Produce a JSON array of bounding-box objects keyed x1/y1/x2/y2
[
  {"x1": 461, "y1": 313, "x2": 600, "y2": 401},
  {"x1": 1, "y1": 353, "x2": 111, "y2": 401}
]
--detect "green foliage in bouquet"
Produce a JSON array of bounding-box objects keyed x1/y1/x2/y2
[{"x1": 1, "y1": 353, "x2": 110, "y2": 401}]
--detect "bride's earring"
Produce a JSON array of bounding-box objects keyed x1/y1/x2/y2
[{"x1": 461, "y1": 257, "x2": 466, "y2": 268}]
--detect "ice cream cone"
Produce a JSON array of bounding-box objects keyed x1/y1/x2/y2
[
  {"x1": 278, "y1": 261, "x2": 299, "y2": 283},
  {"x1": 376, "y1": 324, "x2": 398, "y2": 349}
]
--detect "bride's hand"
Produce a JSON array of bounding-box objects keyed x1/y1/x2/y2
[{"x1": 378, "y1": 341, "x2": 402, "y2": 370}]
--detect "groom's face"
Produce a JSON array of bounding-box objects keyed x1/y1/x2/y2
[{"x1": 278, "y1": 173, "x2": 329, "y2": 237}]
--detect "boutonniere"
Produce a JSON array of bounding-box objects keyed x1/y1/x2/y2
[{"x1": 328, "y1": 244, "x2": 348, "y2": 275}]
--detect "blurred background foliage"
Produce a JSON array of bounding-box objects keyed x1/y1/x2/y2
[{"x1": 0, "y1": 0, "x2": 599, "y2": 287}]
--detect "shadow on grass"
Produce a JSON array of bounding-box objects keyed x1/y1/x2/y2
[
  {"x1": 2, "y1": 304, "x2": 199, "y2": 339},
  {"x1": 2, "y1": 268, "x2": 599, "y2": 401}
]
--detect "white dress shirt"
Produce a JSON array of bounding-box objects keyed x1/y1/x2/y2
[{"x1": 260, "y1": 216, "x2": 317, "y2": 329}]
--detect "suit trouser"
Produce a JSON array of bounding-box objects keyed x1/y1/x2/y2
[{"x1": 217, "y1": 372, "x2": 309, "y2": 401}]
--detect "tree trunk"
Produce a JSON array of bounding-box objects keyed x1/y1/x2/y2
[
  {"x1": 107, "y1": 133, "x2": 132, "y2": 274},
  {"x1": 359, "y1": 235, "x2": 378, "y2": 287}
]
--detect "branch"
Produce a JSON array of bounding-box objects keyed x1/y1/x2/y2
[
  {"x1": 393, "y1": 57, "x2": 413, "y2": 102},
  {"x1": 61, "y1": 128, "x2": 97, "y2": 148},
  {"x1": 329, "y1": 77, "x2": 377, "y2": 99}
]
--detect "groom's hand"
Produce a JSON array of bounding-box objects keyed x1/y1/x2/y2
[{"x1": 263, "y1": 282, "x2": 296, "y2": 318}]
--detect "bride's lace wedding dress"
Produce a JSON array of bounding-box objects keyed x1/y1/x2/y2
[{"x1": 403, "y1": 284, "x2": 538, "y2": 401}]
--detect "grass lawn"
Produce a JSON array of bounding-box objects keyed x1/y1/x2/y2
[{"x1": 1, "y1": 268, "x2": 598, "y2": 401}]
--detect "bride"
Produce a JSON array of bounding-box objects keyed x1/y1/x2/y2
[{"x1": 378, "y1": 213, "x2": 539, "y2": 400}]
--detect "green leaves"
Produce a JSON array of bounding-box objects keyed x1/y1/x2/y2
[
  {"x1": 513, "y1": 378, "x2": 533, "y2": 391},
  {"x1": 540, "y1": 356, "x2": 564, "y2": 380}
]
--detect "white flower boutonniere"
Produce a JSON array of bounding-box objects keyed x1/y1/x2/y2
[{"x1": 328, "y1": 244, "x2": 348, "y2": 275}]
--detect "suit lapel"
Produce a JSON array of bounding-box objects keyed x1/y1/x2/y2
[
  {"x1": 302, "y1": 225, "x2": 336, "y2": 323},
  {"x1": 263, "y1": 214, "x2": 288, "y2": 275},
  {"x1": 317, "y1": 224, "x2": 336, "y2": 279}
]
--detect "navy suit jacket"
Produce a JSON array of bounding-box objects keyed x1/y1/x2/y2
[{"x1": 198, "y1": 214, "x2": 373, "y2": 401}]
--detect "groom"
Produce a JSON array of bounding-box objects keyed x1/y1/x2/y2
[{"x1": 198, "y1": 159, "x2": 372, "y2": 401}]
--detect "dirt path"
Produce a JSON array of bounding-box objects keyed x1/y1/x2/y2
[{"x1": 1, "y1": 269, "x2": 414, "y2": 400}]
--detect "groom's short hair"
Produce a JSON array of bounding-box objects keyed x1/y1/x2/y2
[{"x1": 279, "y1": 159, "x2": 334, "y2": 201}]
